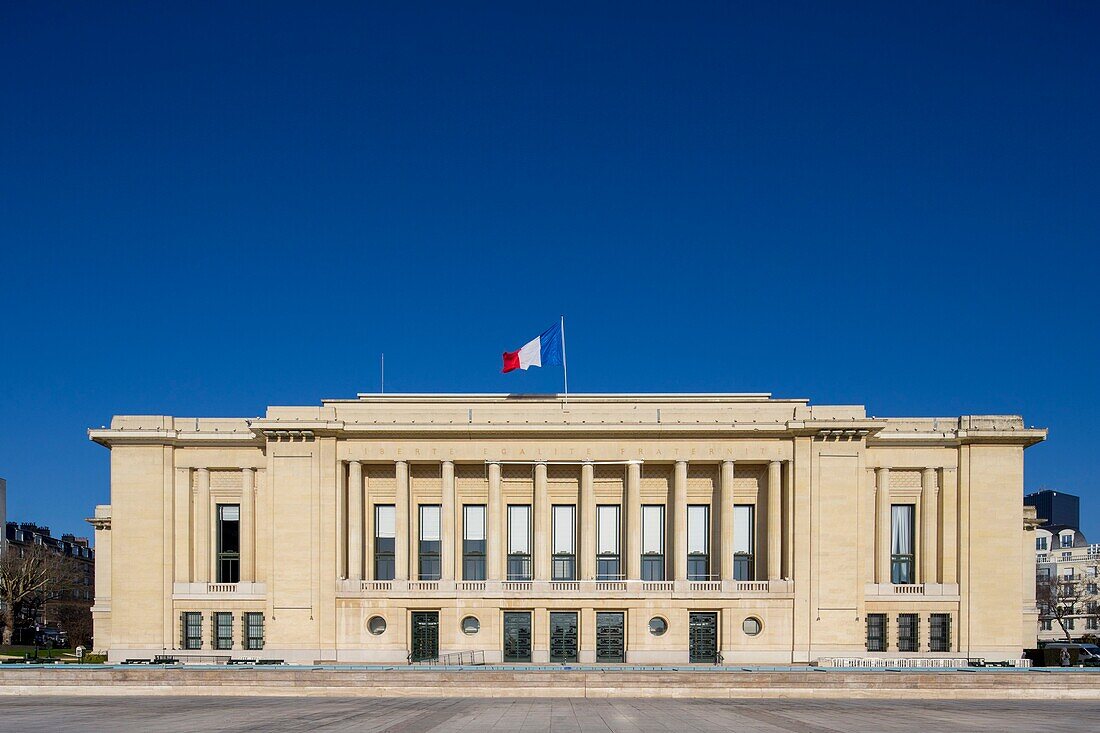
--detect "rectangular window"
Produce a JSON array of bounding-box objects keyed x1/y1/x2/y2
[
  {"x1": 1088, "y1": 618, "x2": 1099, "y2": 631},
  {"x1": 216, "y1": 504, "x2": 240, "y2": 583},
  {"x1": 897, "y1": 613, "x2": 919, "y2": 652},
  {"x1": 891, "y1": 504, "x2": 915, "y2": 584},
  {"x1": 213, "y1": 611, "x2": 233, "y2": 650},
  {"x1": 641, "y1": 505, "x2": 665, "y2": 581},
  {"x1": 1036, "y1": 536, "x2": 1048, "y2": 551},
  {"x1": 418, "y1": 505, "x2": 441, "y2": 580},
  {"x1": 507, "y1": 504, "x2": 532, "y2": 580},
  {"x1": 866, "y1": 613, "x2": 887, "y2": 652},
  {"x1": 374, "y1": 505, "x2": 396, "y2": 581},
  {"x1": 596, "y1": 505, "x2": 621, "y2": 580},
  {"x1": 552, "y1": 505, "x2": 576, "y2": 581},
  {"x1": 687, "y1": 505, "x2": 710, "y2": 580},
  {"x1": 929, "y1": 613, "x2": 951, "y2": 652},
  {"x1": 244, "y1": 612, "x2": 264, "y2": 650},
  {"x1": 1067, "y1": 618, "x2": 1076, "y2": 630},
  {"x1": 733, "y1": 504, "x2": 755, "y2": 581},
  {"x1": 463, "y1": 505, "x2": 486, "y2": 581},
  {"x1": 181, "y1": 612, "x2": 202, "y2": 650},
  {"x1": 1061, "y1": 534, "x2": 1074, "y2": 548},
  {"x1": 1040, "y1": 618, "x2": 1052, "y2": 631}
]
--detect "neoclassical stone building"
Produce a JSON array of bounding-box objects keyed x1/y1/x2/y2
[{"x1": 88, "y1": 393, "x2": 1044, "y2": 664}]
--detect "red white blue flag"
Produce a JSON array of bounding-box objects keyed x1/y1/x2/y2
[{"x1": 502, "y1": 322, "x2": 564, "y2": 373}]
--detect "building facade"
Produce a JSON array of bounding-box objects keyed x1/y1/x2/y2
[
  {"x1": 1031, "y1": 491, "x2": 1099, "y2": 641},
  {"x1": 88, "y1": 393, "x2": 1045, "y2": 664}
]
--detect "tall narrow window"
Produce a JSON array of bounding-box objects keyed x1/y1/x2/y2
[
  {"x1": 596, "y1": 505, "x2": 621, "y2": 580},
  {"x1": 552, "y1": 505, "x2": 576, "y2": 581},
  {"x1": 181, "y1": 612, "x2": 202, "y2": 650},
  {"x1": 213, "y1": 611, "x2": 233, "y2": 650},
  {"x1": 463, "y1": 505, "x2": 486, "y2": 581},
  {"x1": 216, "y1": 504, "x2": 240, "y2": 583},
  {"x1": 419, "y1": 505, "x2": 441, "y2": 580},
  {"x1": 641, "y1": 505, "x2": 665, "y2": 581},
  {"x1": 733, "y1": 504, "x2": 755, "y2": 581},
  {"x1": 244, "y1": 612, "x2": 265, "y2": 650},
  {"x1": 866, "y1": 613, "x2": 887, "y2": 652},
  {"x1": 890, "y1": 505, "x2": 915, "y2": 584},
  {"x1": 687, "y1": 505, "x2": 710, "y2": 580},
  {"x1": 507, "y1": 505, "x2": 532, "y2": 580},
  {"x1": 897, "y1": 613, "x2": 919, "y2": 652},
  {"x1": 929, "y1": 613, "x2": 951, "y2": 652},
  {"x1": 375, "y1": 505, "x2": 396, "y2": 581}
]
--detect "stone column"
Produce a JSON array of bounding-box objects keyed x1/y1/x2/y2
[
  {"x1": 674, "y1": 461, "x2": 688, "y2": 581},
  {"x1": 395, "y1": 460, "x2": 409, "y2": 581},
  {"x1": 348, "y1": 461, "x2": 364, "y2": 581},
  {"x1": 534, "y1": 462, "x2": 549, "y2": 581},
  {"x1": 580, "y1": 461, "x2": 595, "y2": 580},
  {"x1": 487, "y1": 462, "x2": 502, "y2": 581},
  {"x1": 625, "y1": 461, "x2": 641, "y2": 580},
  {"x1": 240, "y1": 468, "x2": 256, "y2": 583},
  {"x1": 442, "y1": 461, "x2": 455, "y2": 581},
  {"x1": 195, "y1": 468, "x2": 210, "y2": 583},
  {"x1": 921, "y1": 468, "x2": 938, "y2": 584},
  {"x1": 335, "y1": 461, "x2": 346, "y2": 580},
  {"x1": 767, "y1": 460, "x2": 783, "y2": 581},
  {"x1": 720, "y1": 461, "x2": 735, "y2": 580},
  {"x1": 875, "y1": 467, "x2": 891, "y2": 584}
]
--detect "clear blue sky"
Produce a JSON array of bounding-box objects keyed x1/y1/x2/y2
[{"x1": 2, "y1": 2, "x2": 1098, "y2": 542}]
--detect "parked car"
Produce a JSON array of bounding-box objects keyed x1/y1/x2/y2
[
  {"x1": 34, "y1": 627, "x2": 68, "y2": 648},
  {"x1": 1038, "y1": 642, "x2": 1100, "y2": 667}
]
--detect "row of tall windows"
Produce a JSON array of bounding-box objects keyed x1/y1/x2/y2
[
  {"x1": 180, "y1": 611, "x2": 264, "y2": 650},
  {"x1": 865, "y1": 612, "x2": 951, "y2": 652},
  {"x1": 367, "y1": 502, "x2": 761, "y2": 581}
]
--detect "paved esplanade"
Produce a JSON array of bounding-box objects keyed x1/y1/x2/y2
[{"x1": 4, "y1": 697, "x2": 1096, "y2": 732}]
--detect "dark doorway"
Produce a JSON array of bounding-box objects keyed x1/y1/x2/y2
[
  {"x1": 689, "y1": 612, "x2": 718, "y2": 663},
  {"x1": 549, "y1": 612, "x2": 579, "y2": 663},
  {"x1": 595, "y1": 612, "x2": 625, "y2": 663},
  {"x1": 410, "y1": 611, "x2": 439, "y2": 663},
  {"x1": 503, "y1": 611, "x2": 533, "y2": 662}
]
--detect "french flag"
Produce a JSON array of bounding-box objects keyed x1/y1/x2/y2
[{"x1": 502, "y1": 322, "x2": 564, "y2": 373}]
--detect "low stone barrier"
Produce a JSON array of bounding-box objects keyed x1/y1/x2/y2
[{"x1": 0, "y1": 666, "x2": 1097, "y2": 699}]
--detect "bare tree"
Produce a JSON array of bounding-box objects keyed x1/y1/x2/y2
[
  {"x1": 1037, "y1": 568, "x2": 1097, "y2": 642},
  {"x1": 0, "y1": 544, "x2": 81, "y2": 645}
]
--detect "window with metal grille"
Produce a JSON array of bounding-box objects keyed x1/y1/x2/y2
[
  {"x1": 213, "y1": 612, "x2": 233, "y2": 650},
  {"x1": 897, "y1": 613, "x2": 919, "y2": 652},
  {"x1": 507, "y1": 504, "x2": 532, "y2": 580},
  {"x1": 733, "y1": 504, "x2": 755, "y2": 581},
  {"x1": 595, "y1": 505, "x2": 621, "y2": 580},
  {"x1": 687, "y1": 505, "x2": 710, "y2": 580},
  {"x1": 891, "y1": 505, "x2": 915, "y2": 584},
  {"x1": 929, "y1": 613, "x2": 951, "y2": 652},
  {"x1": 641, "y1": 505, "x2": 665, "y2": 581},
  {"x1": 866, "y1": 613, "x2": 886, "y2": 652},
  {"x1": 418, "y1": 505, "x2": 441, "y2": 580},
  {"x1": 374, "y1": 505, "x2": 396, "y2": 580},
  {"x1": 552, "y1": 505, "x2": 576, "y2": 581},
  {"x1": 181, "y1": 612, "x2": 202, "y2": 650},
  {"x1": 216, "y1": 505, "x2": 240, "y2": 583},
  {"x1": 244, "y1": 612, "x2": 264, "y2": 650},
  {"x1": 463, "y1": 505, "x2": 486, "y2": 581}
]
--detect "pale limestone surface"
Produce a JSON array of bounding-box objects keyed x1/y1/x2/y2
[{"x1": 86, "y1": 393, "x2": 1046, "y2": 664}]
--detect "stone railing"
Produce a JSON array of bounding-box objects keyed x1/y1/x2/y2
[{"x1": 336, "y1": 578, "x2": 788, "y2": 598}]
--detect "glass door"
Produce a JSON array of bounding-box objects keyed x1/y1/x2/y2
[{"x1": 549, "y1": 612, "x2": 579, "y2": 663}]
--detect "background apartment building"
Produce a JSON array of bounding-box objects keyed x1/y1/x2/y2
[
  {"x1": 1029, "y1": 490, "x2": 1100, "y2": 641},
  {"x1": 88, "y1": 394, "x2": 1044, "y2": 664}
]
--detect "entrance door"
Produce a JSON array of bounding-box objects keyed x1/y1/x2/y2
[
  {"x1": 503, "y1": 611, "x2": 533, "y2": 662},
  {"x1": 549, "y1": 612, "x2": 579, "y2": 663},
  {"x1": 689, "y1": 612, "x2": 719, "y2": 663},
  {"x1": 410, "y1": 611, "x2": 439, "y2": 663},
  {"x1": 595, "y1": 612, "x2": 625, "y2": 663}
]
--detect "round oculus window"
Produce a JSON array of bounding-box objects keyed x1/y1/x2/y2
[
  {"x1": 742, "y1": 617, "x2": 762, "y2": 636},
  {"x1": 648, "y1": 617, "x2": 668, "y2": 636},
  {"x1": 367, "y1": 616, "x2": 387, "y2": 635},
  {"x1": 461, "y1": 616, "x2": 480, "y2": 635}
]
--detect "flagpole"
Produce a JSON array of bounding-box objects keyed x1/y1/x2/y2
[
  {"x1": 381, "y1": 353, "x2": 385, "y2": 394},
  {"x1": 560, "y1": 315, "x2": 568, "y2": 409}
]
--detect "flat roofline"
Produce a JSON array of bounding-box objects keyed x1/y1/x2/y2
[{"x1": 336, "y1": 392, "x2": 804, "y2": 404}]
